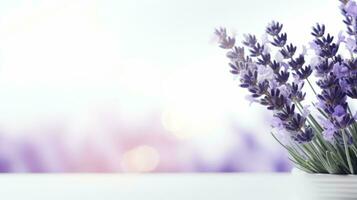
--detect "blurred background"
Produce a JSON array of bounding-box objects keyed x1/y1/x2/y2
[{"x1": 0, "y1": 0, "x2": 345, "y2": 172}]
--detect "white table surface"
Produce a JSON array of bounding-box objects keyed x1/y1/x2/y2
[{"x1": 0, "y1": 173, "x2": 298, "y2": 200}]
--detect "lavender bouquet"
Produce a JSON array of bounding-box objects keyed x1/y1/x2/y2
[{"x1": 216, "y1": 0, "x2": 357, "y2": 174}]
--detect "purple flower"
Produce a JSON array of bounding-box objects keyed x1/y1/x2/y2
[
  {"x1": 293, "y1": 126, "x2": 314, "y2": 143},
  {"x1": 260, "y1": 88, "x2": 286, "y2": 110},
  {"x1": 287, "y1": 81, "x2": 306, "y2": 102},
  {"x1": 317, "y1": 85, "x2": 347, "y2": 114},
  {"x1": 311, "y1": 23, "x2": 325, "y2": 37},
  {"x1": 337, "y1": 31, "x2": 346, "y2": 44},
  {"x1": 339, "y1": 78, "x2": 349, "y2": 89},
  {"x1": 345, "y1": 74, "x2": 357, "y2": 98},
  {"x1": 345, "y1": 37, "x2": 356, "y2": 53},
  {"x1": 333, "y1": 62, "x2": 349, "y2": 78},
  {"x1": 243, "y1": 34, "x2": 257, "y2": 48},
  {"x1": 334, "y1": 111, "x2": 355, "y2": 129},
  {"x1": 226, "y1": 46, "x2": 245, "y2": 61},
  {"x1": 215, "y1": 12, "x2": 357, "y2": 146},
  {"x1": 323, "y1": 128, "x2": 336, "y2": 142},
  {"x1": 309, "y1": 41, "x2": 321, "y2": 55},
  {"x1": 215, "y1": 28, "x2": 236, "y2": 49},
  {"x1": 271, "y1": 116, "x2": 284, "y2": 129},
  {"x1": 216, "y1": 0, "x2": 357, "y2": 175},
  {"x1": 319, "y1": 117, "x2": 337, "y2": 142},
  {"x1": 311, "y1": 24, "x2": 339, "y2": 58},
  {"x1": 333, "y1": 105, "x2": 346, "y2": 117},
  {"x1": 266, "y1": 21, "x2": 283, "y2": 36},
  {"x1": 257, "y1": 65, "x2": 274, "y2": 82},
  {"x1": 280, "y1": 44, "x2": 297, "y2": 59},
  {"x1": 294, "y1": 65, "x2": 313, "y2": 80},
  {"x1": 315, "y1": 60, "x2": 334, "y2": 76},
  {"x1": 245, "y1": 95, "x2": 259, "y2": 105},
  {"x1": 288, "y1": 54, "x2": 305, "y2": 70},
  {"x1": 316, "y1": 72, "x2": 338, "y2": 89},
  {"x1": 274, "y1": 51, "x2": 284, "y2": 62},
  {"x1": 345, "y1": 0, "x2": 357, "y2": 17}
]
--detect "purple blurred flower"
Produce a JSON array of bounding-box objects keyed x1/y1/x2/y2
[
  {"x1": 333, "y1": 62, "x2": 349, "y2": 78},
  {"x1": 333, "y1": 105, "x2": 347, "y2": 117},
  {"x1": 345, "y1": 0, "x2": 357, "y2": 17},
  {"x1": 257, "y1": 64, "x2": 274, "y2": 82},
  {"x1": 245, "y1": 95, "x2": 259, "y2": 105},
  {"x1": 323, "y1": 128, "x2": 336, "y2": 142},
  {"x1": 318, "y1": 117, "x2": 337, "y2": 142},
  {"x1": 226, "y1": 46, "x2": 245, "y2": 61},
  {"x1": 215, "y1": 28, "x2": 236, "y2": 49},
  {"x1": 346, "y1": 37, "x2": 356, "y2": 53},
  {"x1": 309, "y1": 41, "x2": 321, "y2": 55},
  {"x1": 337, "y1": 31, "x2": 346, "y2": 44}
]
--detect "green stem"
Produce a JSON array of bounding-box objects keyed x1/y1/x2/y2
[
  {"x1": 347, "y1": 105, "x2": 354, "y2": 116},
  {"x1": 306, "y1": 78, "x2": 317, "y2": 96},
  {"x1": 342, "y1": 130, "x2": 354, "y2": 174}
]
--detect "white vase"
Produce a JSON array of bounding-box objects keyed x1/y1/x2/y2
[{"x1": 292, "y1": 168, "x2": 357, "y2": 200}]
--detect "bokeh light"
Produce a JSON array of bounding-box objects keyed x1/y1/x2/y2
[{"x1": 121, "y1": 145, "x2": 160, "y2": 172}]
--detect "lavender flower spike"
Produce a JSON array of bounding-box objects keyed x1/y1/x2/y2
[
  {"x1": 216, "y1": 0, "x2": 357, "y2": 174},
  {"x1": 215, "y1": 28, "x2": 235, "y2": 49}
]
